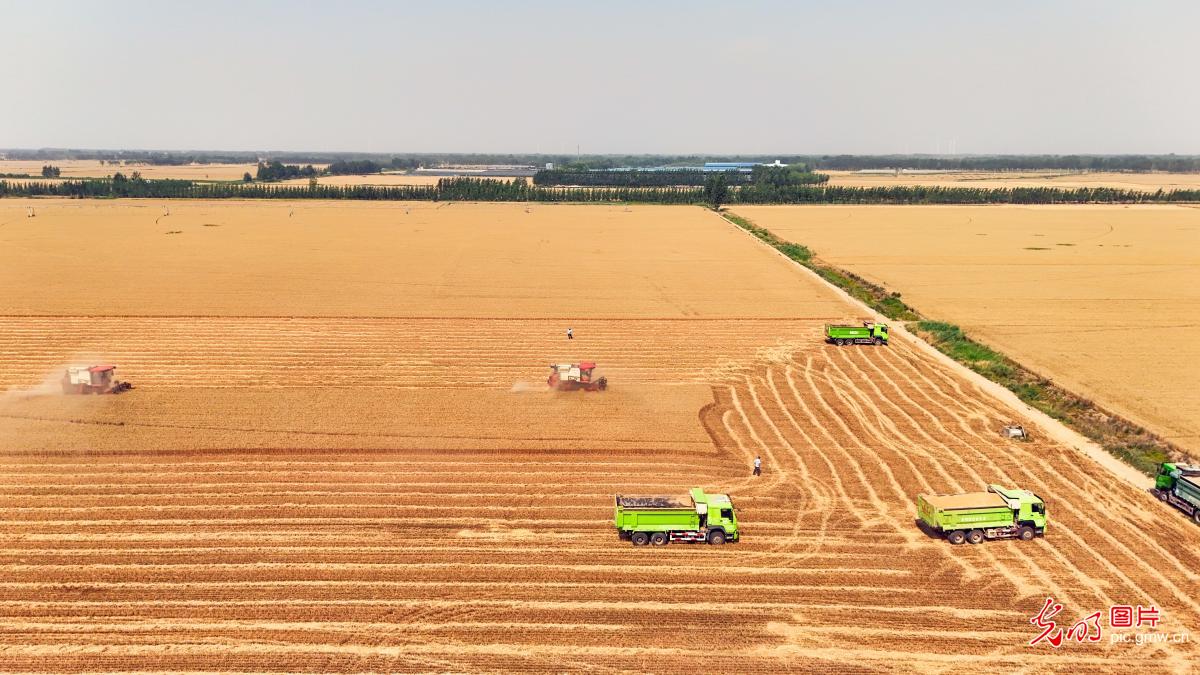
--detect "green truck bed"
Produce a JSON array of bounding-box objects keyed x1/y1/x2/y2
[{"x1": 614, "y1": 496, "x2": 699, "y2": 530}]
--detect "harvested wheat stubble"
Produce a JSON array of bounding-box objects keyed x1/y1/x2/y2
[
  {"x1": 740, "y1": 204, "x2": 1200, "y2": 454},
  {"x1": 2, "y1": 337, "x2": 1199, "y2": 671},
  {"x1": 0, "y1": 202, "x2": 1198, "y2": 671}
]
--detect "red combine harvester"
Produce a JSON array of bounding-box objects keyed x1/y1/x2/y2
[
  {"x1": 548, "y1": 362, "x2": 607, "y2": 391},
  {"x1": 61, "y1": 365, "x2": 134, "y2": 395}
]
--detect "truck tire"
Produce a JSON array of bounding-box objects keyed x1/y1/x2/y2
[
  {"x1": 707, "y1": 530, "x2": 726, "y2": 546},
  {"x1": 966, "y1": 529, "x2": 985, "y2": 545},
  {"x1": 946, "y1": 530, "x2": 966, "y2": 545},
  {"x1": 631, "y1": 532, "x2": 650, "y2": 546},
  {"x1": 650, "y1": 532, "x2": 669, "y2": 546},
  {"x1": 874, "y1": 337, "x2": 883, "y2": 346},
  {"x1": 1017, "y1": 526, "x2": 1035, "y2": 541},
  {"x1": 1193, "y1": 509, "x2": 1200, "y2": 526},
  {"x1": 1155, "y1": 489, "x2": 1169, "y2": 502}
]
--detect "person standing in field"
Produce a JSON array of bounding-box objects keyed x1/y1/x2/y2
[
  {"x1": 566, "y1": 328, "x2": 573, "y2": 340},
  {"x1": 753, "y1": 456, "x2": 762, "y2": 476}
]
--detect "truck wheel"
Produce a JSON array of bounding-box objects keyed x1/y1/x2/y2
[
  {"x1": 1017, "y1": 526, "x2": 1035, "y2": 541},
  {"x1": 650, "y1": 532, "x2": 669, "y2": 546},
  {"x1": 1193, "y1": 509, "x2": 1200, "y2": 526},
  {"x1": 966, "y1": 529, "x2": 985, "y2": 545},
  {"x1": 631, "y1": 532, "x2": 649, "y2": 546},
  {"x1": 1155, "y1": 489, "x2": 1169, "y2": 502},
  {"x1": 707, "y1": 530, "x2": 726, "y2": 546},
  {"x1": 874, "y1": 337, "x2": 883, "y2": 346},
  {"x1": 946, "y1": 530, "x2": 966, "y2": 545}
]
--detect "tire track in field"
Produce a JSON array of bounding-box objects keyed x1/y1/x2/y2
[
  {"x1": 803, "y1": 353, "x2": 1041, "y2": 608},
  {"x1": 888, "y1": 343, "x2": 1200, "y2": 583},
  {"x1": 826, "y1": 347, "x2": 1104, "y2": 613},
  {"x1": 860, "y1": 343, "x2": 1200, "y2": 666}
]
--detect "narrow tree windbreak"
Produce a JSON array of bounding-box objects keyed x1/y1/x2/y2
[{"x1": 2, "y1": 177, "x2": 1198, "y2": 204}]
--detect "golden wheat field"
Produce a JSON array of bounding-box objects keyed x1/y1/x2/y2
[
  {"x1": 823, "y1": 170, "x2": 1200, "y2": 193},
  {"x1": 737, "y1": 204, "x2": 1200, "y2": 453},
  {"x1": 0, "y1": 160, "x2": 263, "y2": 181},
  {"x1": 1, "y1": 200, "x2": 1198, "y2": 671},
  {"x1": 0, "y1": 201, "x2": 848, "y2": 318}
]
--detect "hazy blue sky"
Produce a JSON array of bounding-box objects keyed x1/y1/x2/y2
[{"x1": 1, "y1": 1, "x2": 1196, "y2": 154}]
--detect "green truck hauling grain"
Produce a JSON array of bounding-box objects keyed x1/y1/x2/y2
[
  {"x1": 1152, "y1": 462, "x2": 1200, "y2": 525},
  {"x1": 825, "y1": 321, "x2": 889, "y2": 346},
  {"x1": 614, "y1": 488, "x2": 740, "y2": 546},
  {"x1": 917, "y1": 484, "x2": 1047, "y2": 545}
]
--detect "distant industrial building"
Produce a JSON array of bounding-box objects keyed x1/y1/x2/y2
[
  {"x1": 703, "y1": 162, "x2": 757, "y2": 171},
  {"x1": 599, "y1": 160, "x2": 786, "y2": 174},
  {"x1": 704, "y1": 160, "x2": 786, "y2": 171}
]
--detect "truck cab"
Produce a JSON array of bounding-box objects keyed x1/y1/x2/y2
[
  {"x1": 870, "y1": 322, "x2": 889, "y2": 341},
  {"x1": 991, "y1": 485, "x2": 1047, "y2": 531},
  {"x1": 694, "y1": 488, "x2": 739, "y2": 542},
  {"x1": 1155, "y1": 462, "x2": 1200, "y2": 490}
]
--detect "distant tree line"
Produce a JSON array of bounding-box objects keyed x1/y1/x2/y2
[
  {"x1": 8, "y1": 149, "x2": 1200, "y2": 173},
  {"x1": 326, "y1": 160, "x2": 385, "y2": 175},
  {"x1": 250, "y1": 160, "x2": 390, "y2": 182},
  {"x1": 534, "y1": 169, "x2": 751, "y2": 187},
  {"x1": 3, "y1": 176, "x2": 1198, "y2": 204},
  {"x1": 41, "y1": 165, "x2": 61, "y2": 178},
  {"x1": 255, "y1": 161, "x2": 319, "y2": 181},
  {"x1": 534, "y1": 165, "x2": 830, "y2": 188}
]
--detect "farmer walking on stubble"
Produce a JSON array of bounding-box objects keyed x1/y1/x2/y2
[
  {"x1": 566, "y1": 327, "x2": 573, "y2": 340},
  {"x1": 753, "y1": 455, "x2": 762, "y2": 476}
]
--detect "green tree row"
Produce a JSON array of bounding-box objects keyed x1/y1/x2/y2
[
  {"x1": 255, "y1": 161, "x2": 319, "y2": 181},
  {"x1": 535, "y1": 166, "x2": 830, "y2": 188},
  {"x1": 326, "y1": 160, "x2": 385, "y2": 175},
  {"x1": 534, "y1": 169, "x2": 751, "y2": 187},
  {"x1": 3, "y1": 176, "x2": 1198, "y2": 204}
]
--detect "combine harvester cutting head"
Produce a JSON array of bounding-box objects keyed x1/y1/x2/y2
[
  {"x1": 61, "y1": 365, "x2": 133, "y2": 395},
  {"x1": 548, "y1": 361, "x2": 607, "y2": 392}
]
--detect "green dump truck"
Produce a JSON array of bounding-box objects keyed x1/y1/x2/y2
[
  {"x1": 825, "y1": 321, "x2": 889, "y2": 346},
  {"x1": 1152, "y1": 462, "x2": 1200, "y2": 525},
  {"x1": 917, "y1": 484, "x2": 1047, "y2": 544},
  {"x1": 614, "y1": 487, "x2": 740, "y2": 546}
]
